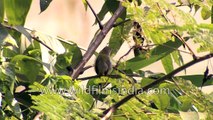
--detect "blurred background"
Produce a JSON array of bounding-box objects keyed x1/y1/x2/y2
[{"x1": 25, "y1": 0, "x2": 212, "y2": 93}]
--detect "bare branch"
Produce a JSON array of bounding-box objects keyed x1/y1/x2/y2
[
  {"x1": 71, "y1": 3, "x2": 126, "y2": 79},
  {"x1": 102, "y1": 53, "x2": 213, "y2": 119}
]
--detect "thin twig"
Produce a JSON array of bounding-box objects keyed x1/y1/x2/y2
[
  {"x1": 24, "y1": 27, "x2": 88, "y2": 52},
  {"x1": 142, "y1": 43, "x2": 191, "y2": 55},
  {"x1": 86, "y1": 0, "x2": 103, "y2": 29},
  {"x1": 171, "y1": 31, "x2": 197, "y2": 59},
  {"x1": 31, "y1": 36, "x2": 54, "y2": 51},
  {"x1": 71, "y1": 3, "x2": 126, "y2": 79},
  {"x1": 113, "y1": 19, "x2": 131, "y2": 27},
  {"x1": 115, "y1": 46, "x2": 135, "y2": 68},
  {"x1": 1, "y1": 23, "x2": 54, "y2": 52},
  {"x1": 156, "y1": 3, "x2": 171, "y2": 23},
  {"x1": 101, "y1": 53, "x2": 213, "y2": 119},
  {"x1": 156, "y1": 2, "x2": 197, "y2": 59}
]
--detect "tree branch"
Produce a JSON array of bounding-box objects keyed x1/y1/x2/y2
[
  {"x1": 77, "y1": 74, "x2": 140, "y2": 80},
  {"x1": 101, "y1": 53, "x2": 213, "y2": 120},
  {"x1": 71, "y1": 3, "x2": 126, "y2": 79}
]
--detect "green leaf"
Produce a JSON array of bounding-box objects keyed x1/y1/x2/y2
[
  {"x1": 70, "y1": 45, "x2": 83, "y2": 67},
  {"x1": 2, "y1": 48, "x2": 17, "y2": 58},
  {"x1": 74, "y1": 82, "x2": 94, "y2": 110},
  {"x1": 4, "y1": 0, "x2": 32, "y2": 25},
  {"x1": 55, "y1": 53, "x2": 73, "y2": 74},
  {"x1": 201, "y1": 6, "x2": 211, "y2": 20},
  {"x1": 178, "y1": 96, "x2": 192, "y2": 111},
  {"x1": 95, "y1": 0, "x2": 126, "y2": 24},
  {"x1": 194, "y1": 5, "x2": 200, "y2": 15},
  {"x1": 55, "y1": 75, "x2": 73, "y2": 89},
  {"x1": 140, "y1": 78, "x2": 155, "y2": 87},
  {"x1": 86, "y1": 78, "x2": 109, "y2": 101},
  {"x1": 159, "y1": 83, "x2": 176, "y2": 91},
  {"x1": 109, "y1": 20, "x2": 132, "y2": 56},
  {"x1": 161, "y1": 54, "x2": 174, "y2": 73},
  {"x1": 178, "y1": 75, "x2": 213, "y2": 87},
  {"x1": 40, "y1": 0, "x2": 52, "y2": 13},
  {"x1": 32, "y1": 94, "x2": 70, "y2": 119},
  {"x1": 11, "y1": 54, "x2": 42, "y2": 63},
  {"x1": 171, "y1": 51, "x2": 183, "y2": 67},
  {"x1": 109, "y1": 26, "x2": 124, "y2": 56},
  {"x1": 11, "y1": 55, "x2": 42, "y2": 83},
  {"x1": 60, "y1": 43, "x2": 83, "y2": 68},
  {"x1": 151, "y1": 93, "x2": 170, "y2": 110},
  {"x1": 124, "y1": 38, "x2": 183, "y2": 71},
  {"x1": 169, "y1": 92, "x2": 181, "y2": 112},
  {"x1": 0, "y1": 0, "x2": 4, "y2": 22}
]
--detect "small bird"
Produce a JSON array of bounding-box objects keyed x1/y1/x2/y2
[{"x1": 95, "y1": 46, "x2": 112, "y2": 76}]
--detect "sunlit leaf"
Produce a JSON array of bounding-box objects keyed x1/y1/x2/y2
[
  {"x1": 178, "y1": 96, "x2": 192, "y2": 111},
  {"x1": 74, "y1": 83, "x2": 94, "y2": 110},
  {"x1": 32, "y1": 94, "x2": 70, "y2": 119},
  {"x1": 171, "y1": 51, "x2": 184, "y2": 67},
  {"x1": 201, "y1": 6, "x2": 211, "y2": 20},
  {"x1": 161, "y1": 54, "x2": 174, "y2": 73},
  {"x1": 151, "y1": 93, "x2": 170, "y2": 110}
]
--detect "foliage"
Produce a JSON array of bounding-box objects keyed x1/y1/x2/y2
[{"x1": 0, "y1": 0, "x2": 213, "y2": 119}]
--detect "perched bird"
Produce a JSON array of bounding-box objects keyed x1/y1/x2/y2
[{"x1": 95, "y1": 46, "x2": 112, "y2": 76}]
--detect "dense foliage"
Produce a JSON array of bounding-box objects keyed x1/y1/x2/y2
[{"x1": 0, "y1": 0, "x2": 213, "y2": 119}]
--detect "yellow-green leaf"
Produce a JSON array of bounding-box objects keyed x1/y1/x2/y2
[{"x1": 4, "y1": 0, "x2": 32, "y2": 25}]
